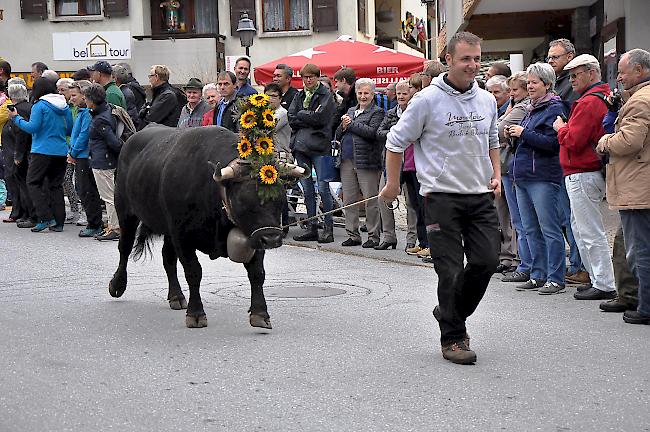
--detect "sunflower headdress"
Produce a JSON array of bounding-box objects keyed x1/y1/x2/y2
[{"x1": 235, "y1": 93, "x2": 293, "y2": 202}]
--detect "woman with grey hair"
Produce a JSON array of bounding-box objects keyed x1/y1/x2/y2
[
  {"x1": 112, "y1": 65, "x2": 140, "y2": 128},
  {"x1": 505, "y1": 62, "x2": 569, "y2": 295},
  {"x1": 335, "y1": 77, "x2": 385, "y2": 248},
  {"x1": 3, "y1": 82, "x2": 36, "y2": 224}
]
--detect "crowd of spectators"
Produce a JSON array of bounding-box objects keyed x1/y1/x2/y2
[{"x1": 0, "y1": 39, "x2": 649, "y2": 325}]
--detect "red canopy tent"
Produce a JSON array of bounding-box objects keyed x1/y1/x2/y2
[{"x1": 253, "y1": 37, "x2": 427, "y2": 89}]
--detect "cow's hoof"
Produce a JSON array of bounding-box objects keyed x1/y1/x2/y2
[
  {"x1": 185, "y1": 314, "x2": 208, "y2": 328},
  {"x1": 108, "y1": 278, "x2": 125, "y2": 298},
  {"x1": 249, "y1": 314, "x2": 272, "y2": 329},
  {"x1": 169, "y1": 296, "x2": 187, "y2": 310}
]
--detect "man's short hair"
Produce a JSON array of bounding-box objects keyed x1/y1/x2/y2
[
  {"x1": 235, "y1": 57, "x2": 251, "y2": 67},
  {"x1": 549, "y1": 38, "x2": 576, "y2": 55},
  {"x1": 8, "y1": 83, "x2": 28, "y2": 103},
  {"x1": 82, "y1": 83, "x2": 107, "y2": 105},
  {"x1": 217, "y1": 71, "x2": 236, "y2": 84},
  {"x1": 151, "y1": 65, "x2": 170, "y2": 82},
  {"x1": 527, "y1": 62, "x2": 557, "y2": 91},
  {"x1": 625, "y1": 48, "x2": 650, "y2": 72},
  {"x1": 42, "y1": 70, "x2": 60, "y2": 82},
  {"x1": 486, "y1": 75, "x2": 508, "y2": 92},
  {"x1": 264, "y1": 83, "x2": 282, "y2": 94},
  {"x1": 0, "y1": 60, "x2": 12, "y2": 76},
  {"x1": 32, "y1": 62, "x2": 48, "y2": 73},
  {"x1": 333, "y1": 67, "x2": 356, "y2": 84},
  {"x1": 489, "y1": 62, "x2": 511, "y2": 77},
  {"x1": 72, "y1": 68, "x2": 92, "y2": 81},
  {"x1": 448, "y1": 31, "x2": 482, "y2": 56},
  {"x1": 275, "y1": 63, "x2": 293, "y2": 79},
  {"x1": 423, "y1": 60, "x2": 445, "y2": 78},
  {"x1": 355, "y1": 78, "x2": 376, "y2": 93},
  {"x1": 115, "y1": 62, "x2": 133, "y2": 76},
  {"x1": 56, "y1": 77, "x2": 74, "y2": 89},
  {"x1": 112, "y1": 65, "x2": 129, "y2": 84},
  {"x1": 300, "y1": 63, "x2": 321, "y2": 77}
]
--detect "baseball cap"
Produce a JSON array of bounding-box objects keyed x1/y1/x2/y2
[{"x1": 87, "y1": 61, "x2": 113, "y2": 75}]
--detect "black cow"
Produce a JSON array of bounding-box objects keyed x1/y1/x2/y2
[{"x1": 108, "y1": 124, "x2": 304, "y2": 328}]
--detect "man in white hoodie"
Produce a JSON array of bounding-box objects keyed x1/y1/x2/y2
[{"x1": 380, "y1": 32, "x2": 501, "y2": 365}]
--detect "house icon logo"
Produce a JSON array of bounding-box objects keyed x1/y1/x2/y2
[{"x1": 87, "y1": 35, "x2": 109, "y2": 57}]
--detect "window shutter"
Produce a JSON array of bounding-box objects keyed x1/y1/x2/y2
[
  {"x1": 357, "y1": 0, "x2": 366, "y2": 34},
  {"x1": 230, "y1": 0, "x2": 256, "y2": 37},
  {"x1": 20, "y1": 0, "x2": 48, "y2": 19},
  {"x1": 312, "y1": 0, "x2": 337, "y2": 32},
  {"x1": 104, "y1": 0, "x2": 129, "y2": 17}
]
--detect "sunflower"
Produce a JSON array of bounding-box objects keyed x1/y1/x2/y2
[
  {"x1": 237, "y1": 137, "x2": 253, "y2": 158},
  {"x1": 262, "y1": 109, "x2": 276, "y2": 128},
  {"x1": 255, "y1": 136, "x2": 274, "y2": 155},
  {"x1": 259, "y1": 165, "x2": 278, "y2": 185},
  {"x1": 240, "y1": 110, "x2": 257, "y2": 129},
  {"x1": 249, "y1": 93, "x2": 270, "y2": 107}
]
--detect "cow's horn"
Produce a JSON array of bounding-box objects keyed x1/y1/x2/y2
[
  {"x1": 209, "y1": 161, "x2": 236, "y2": 182},
  {"x1": 279, "y1": 162, "x2": 308, "y2": 178}
]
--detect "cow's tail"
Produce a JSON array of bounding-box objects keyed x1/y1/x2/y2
[{"x1": 131, "y1": 223, "x2": 154, "y2": 261}]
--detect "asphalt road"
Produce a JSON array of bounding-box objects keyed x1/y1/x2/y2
[{"x1": 0, "y1": 212, "x2": 648, "y2": 432}]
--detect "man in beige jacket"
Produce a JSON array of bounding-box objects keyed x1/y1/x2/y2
[{"x1": 597, "y1": 48, "x2": 650, "y2": 325}]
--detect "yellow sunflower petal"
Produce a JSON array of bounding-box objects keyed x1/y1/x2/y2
[
  {"x1": 261, "y1": 109, "x2": 276, "y2": 127},
  {"x1": 240, "y1": 110, "x2": 257, "y2": 129},
  {"x1": 249, "y1": 93, "x2": 270, "y2": 107},
  {"x1": 259, "y1": 165, "x2": 278, "y2": 184}
]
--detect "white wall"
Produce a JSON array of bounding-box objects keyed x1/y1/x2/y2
[{"x1": 624, "y1": 0, "x2": 650, "y2": 51}]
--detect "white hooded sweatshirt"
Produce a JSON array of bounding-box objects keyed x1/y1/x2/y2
[{"x1": 386, "y1": 74, "x2": 499, "y2": 195}]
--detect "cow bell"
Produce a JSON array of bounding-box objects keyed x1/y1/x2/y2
[{"x1": 227, "y1": 227, "x2": 256, "y2": 263}]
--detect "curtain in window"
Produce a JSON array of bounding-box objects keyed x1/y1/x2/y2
[
  {"x1": 56, "y1": 0, "x2": 100, "y2": 15},
  {"x1": 56, "y1": 0, "x2": 78, "y2": 15},
  {"x1": 289, "y1": 0, "x2": 308, "y2": 30},
  {"x1": 195, "y1": 0, "x2": 218, "y2": 34},
  {"x1": 85, "y1": 0, "x2": 101, "y2": 15},
  {"x1": 264, "y1": 0, "x2": 284, "y2": 31}
]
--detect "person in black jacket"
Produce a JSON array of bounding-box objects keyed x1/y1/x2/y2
[
  {"x1": 288, "y1": 63, "x2": 337, "y2": 243},
  {"x1": 335, "y1": 78, "x2": 385, "y2": 248},
  {"x1": 115, "y1": 62, "x2": 146, "y2": 111},
  {"x1": 113, "y1": 65, "x2": 140, "y2": 129},
  {"x1": 332, "y1": 67, "x2": 358, "y2": 136},
  {"x1": 212, "y1": 71, "x2": 241, "y2": 133},
  {"x1": 83, "y1": 83, "x2": 121, "y2": 241},
  {"x1": 139, "y1": 64, "x2": 181, "y2": 129},
  {"x1": 3, "y1": 81, "x2": 35, "y2": 225}
]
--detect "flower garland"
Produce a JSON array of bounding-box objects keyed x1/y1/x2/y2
[{"x1": 236, "y1": 93, "x2": 292, "y2": 203}]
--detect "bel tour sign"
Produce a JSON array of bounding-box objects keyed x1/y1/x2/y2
[{"x1": 53, "y1": 31, "x2": 132, "y2": 61}]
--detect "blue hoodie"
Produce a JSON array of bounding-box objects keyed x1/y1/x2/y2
[
  {"x1": 13, "y1": 94, "x2": 72, "y2": 157},
  {"x1": 510, "y1": 95, "x2": 568, "y2": 184},
  {"x1": 69, "y1": 107, "x2": 92, "y2": 159}
]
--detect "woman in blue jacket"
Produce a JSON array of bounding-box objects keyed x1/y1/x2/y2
[
  {"x1": 67, "y1": 80, "x2": 104, "y2": 238},
  {"x1": 8, "y1": 78, "x2": 73, "y2": 232},
  {"x1": 506, "y1": 63, "x2": 569, "y2": 295}
]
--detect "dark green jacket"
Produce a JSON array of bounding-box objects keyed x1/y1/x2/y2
[{"x1": 104, "y1": 81, "x2": 127, "y2": 109}]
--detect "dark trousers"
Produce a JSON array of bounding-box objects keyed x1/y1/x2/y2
[
  {"x1": 13, "y1": 159, "x2": 35, "y2": 221},
  {"x1": 402, "y1": 171, "x2": 428, "y2": 247},
  {"x1": 74, "y1": 158, "x2": 103, "y2": 230},
  {"x1": 424, "y1": 192, "x2": 500, "y2": 343},
  {"x1": 612, "y1": 225, "x2": 638, "y2": 308},
  {"x1": 620, "y1": 209, "x2": 650, "y2": 316},
  {"x1": 27, "y1": 154, "x2": 67, "y2": 225}
]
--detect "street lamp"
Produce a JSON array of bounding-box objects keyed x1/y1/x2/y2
[{"x1": 236, "y1": 11, "x2": 257, "y2": 57}]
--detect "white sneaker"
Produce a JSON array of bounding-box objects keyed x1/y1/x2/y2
[
  {"x1": 65, "y1": 212, "x2": 80, "y2": 224},
  {"x1": 76, "y1": 213, "x2": 88, "y2": 226}
]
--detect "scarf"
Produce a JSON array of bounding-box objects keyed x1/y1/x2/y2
[
  {"x1": 529, "y1": 92, "x2": 557, "y2": 110},
  {"x1": 303, "y1": 83, "x2": 320, "y2": 109}
]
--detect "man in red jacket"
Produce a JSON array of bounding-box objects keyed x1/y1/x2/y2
[{"x1": 553, "y1": 54, "x2": 616, "y2": 301}]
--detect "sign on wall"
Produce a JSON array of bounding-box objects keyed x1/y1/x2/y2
[{"x1": 52, "y1": 31, "x2": 132, "y2": 61}]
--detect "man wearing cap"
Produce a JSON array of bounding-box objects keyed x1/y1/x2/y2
[
  {"x1": 177, "y1": 78, "x2": 211, "y2": 129},
  {"x1": 88, "y1": 61, "x2": 126, "y2": 109},
  {"x1": 553, "y1": 54, "x2": 616, "y2": 301}
]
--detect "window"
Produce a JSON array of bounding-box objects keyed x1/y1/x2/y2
[
  {"x1": 263, "y1": 0, "x2": 309, "y2": 32},
  {"x1": 55, "y1": 0, "x2": 101, "y2": 16},
  {"x1": 357, "y1": 0, "x2": 367, "y2": 34}
]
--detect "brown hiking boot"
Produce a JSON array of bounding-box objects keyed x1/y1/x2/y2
[
  {"x1": 432, "y1": 305, "x2": 470, "y2": 348},
  {"x1": 566, "y1": 270, "x2": 590, "y2": 285},
  {"x1": 441, "y1": 340, "x2": 477, "y2": 365}
]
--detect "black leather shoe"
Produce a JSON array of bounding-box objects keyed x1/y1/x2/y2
[
  {"x1": 495, "y1": 263, "x2": 511, "y2": 273},
  {"x1": 362, "y1": 239, "x2": 379, "y2": 248},
  {"x1": 574, "y1": 287, "x2": 616, "y2": 300},
  {"x1": 374, "y1": 241, "x2": 397, "y2": 250},
  {"x1": 576, "y1": 283, "x2": 592, "y2": 292},
  {"x1": 360, "y1": 224, "x2": 368, "y2": 232},
  {"x1": 293, "y1": 227, "x2": 318, "y2": 241},
  {"x1": 600, "y1": 298, "x2": 637, "y2": 313},
  {"x1": 342, "y1": 238, "x2": 361, "y2": 246},
  {"x1": 623, "y1": 310, "x2": 650, "y2": 324}
]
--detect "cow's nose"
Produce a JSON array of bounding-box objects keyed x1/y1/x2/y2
[{"x1": 259, "y1": 232, "x2": 283, "y2": 249}]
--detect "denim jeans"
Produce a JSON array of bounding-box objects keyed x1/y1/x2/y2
[
  {"x1": 559, "y1": 180, "x2": 582, "y2": 273},
  {"x1": 0, "y1": 179, "x2": 6, "y2": 205},
  {"x1": 565, "y1": 172, "x2": 615, "y2": 292},
  {"x1": 515, "y1": 181, "x2": 566, "y2": 284},
  {"x1": 294, "y1": 152, "x2": 333, "y2": 226},
  {"x1": 620, "y1": 209, "x2": 650, "y2": 316},
  {"x1": 502, "y1": 175, "x2": 532, "y2": 274}
]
